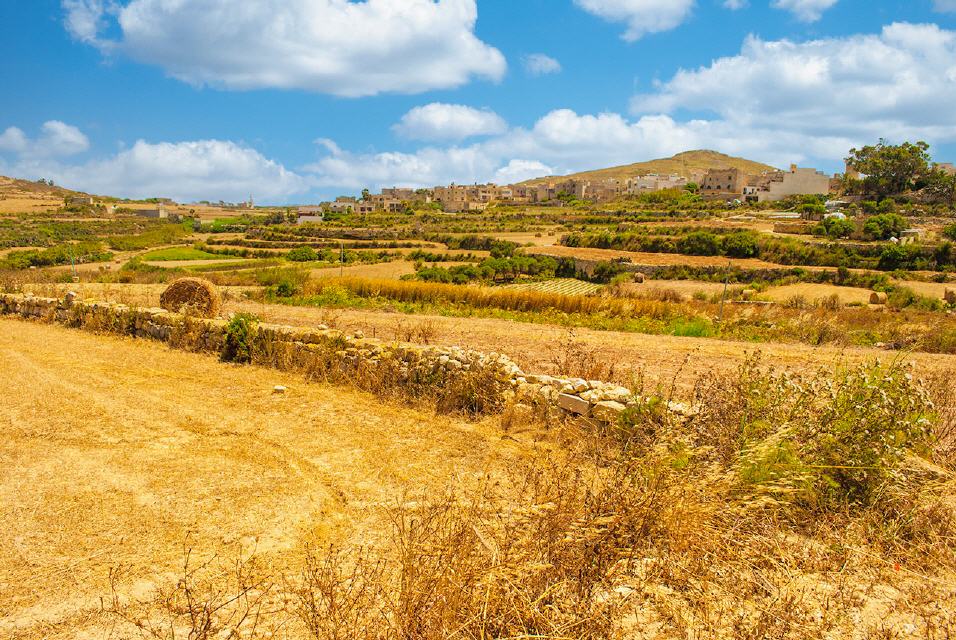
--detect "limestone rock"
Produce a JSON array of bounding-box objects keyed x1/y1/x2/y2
[{"x1": 557, "y1": 393, "x2": 590, "y2": 416}]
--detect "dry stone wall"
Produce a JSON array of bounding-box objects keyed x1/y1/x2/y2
[{"x1": 0, "y1": 292, "x2": 693, "y2": 426}]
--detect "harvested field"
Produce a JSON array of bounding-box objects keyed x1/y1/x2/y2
[
  {"x1": 898, "y1": 279, "x2": 956, "y2": 299},
  {"x1": 528, "y1": 245, "x2": 790, "y2": 270},
  {"x1": 486, "y1": 230, "x2": 560, "y2": 246},
  {"x1": 309, "y1": 260, "x2": 417, "y2": 280},
  {"x1": 622, "y1": 279, "x2": 728, "y2": 299},
  {"x1": 0, "y1": 318, "x2": 524, "y2": 639},
  {"x1": 761, "y1": 283, "x2": 874, "y2": 305}
]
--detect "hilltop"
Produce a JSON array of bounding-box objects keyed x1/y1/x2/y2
[{"x1": 521, "y1": 150, "x2": 778, "y2": 185}]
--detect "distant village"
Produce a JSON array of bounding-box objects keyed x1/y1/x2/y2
[
  {"x1": 294, "y1": 161, "x2": 956, "y2": 223},
  {"x1": 63, "y1": 158, "x2": 956, "y2": 225},
  {"x1": 299, "y1": 164, "x2": 839, "y2": 222}
]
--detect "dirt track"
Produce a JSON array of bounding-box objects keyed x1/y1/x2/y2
[{"x1": 0, "y1": 318, "x2": 524, "y2": 639}]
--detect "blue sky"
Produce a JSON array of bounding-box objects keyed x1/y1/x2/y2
[{"x1": 2, "y1": 0, "x2": 956, "y2": 203}]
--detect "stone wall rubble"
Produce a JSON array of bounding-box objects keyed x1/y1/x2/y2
[{"x1": 0, "y1": 292, "x2": 693, "y2": 426}]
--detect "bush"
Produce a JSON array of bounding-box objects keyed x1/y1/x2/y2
[
  {"x1": 863, "y1": 213, "x2": 907, "y2": 240},
  {"x1": 697, "y1": 356, "x2": 935, "y2": 509},
  {"x1": 722, "y1": 231, "x2": 760, "y2": 258},
  {"x1": 287, "y1": 246, "x2": 319, "y2": 262},
  {"x1": 221, "y1": 313, "x2": 259, "y2": 363},
  {"x1": 678, "y1": 231, "x2": 720, "y2": 256}
]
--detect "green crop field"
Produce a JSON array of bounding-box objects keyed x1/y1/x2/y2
[{"x1": 140, "y1": 247, "x2": 224, "y2": 261}]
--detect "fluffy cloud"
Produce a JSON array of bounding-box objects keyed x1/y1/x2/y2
[
  {"x1": 771, "y1": 0, "x2": 838, "y2": 22},
  {"x1": 62, "y1": 0, "x2": 110, "y2": 44},
  {"x1": 302, "y1": 110, "x2": 758, "y2": 192},
  {"x1": 62, "y1": 0, "x2": 506, "y2": 97},
  {"x1": 0, "y1": 121, "x2": 89, "y2": 158},
  {"x1": 632, "y1": 23, "x2": 956, "y2": 146},
  {"x1": 523, "y1": 53, "x2": 562, "y2": 76},
  {"x1": 0, "y1": 127, "x2": 309, "y2": 202},
  {"x1": 723, "y1": 0, "x2": 748, "y2": 9},
  {"x1": 573, "y1": 0, "x2": 696, "y2": 41},
  {"x1": 393, "y1": 103, "x2": 508, "y2": 141}
]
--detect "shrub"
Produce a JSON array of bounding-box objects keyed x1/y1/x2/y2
[
  {"x1": 722, "y1": 231, "x2": 760, "y2": 258},
  {"x1": 287, "y1": 246, "x2": 319, "y2": 262},
  {"x1": 863, "y1": 213, "x2": 907, "y2": 240},
  {"x1": 221, "y1": 312, "x2": 259, "y2": 363},
  {"x1": 695, "y1": 356, "x2": 935, "y2": 509},
  {"x1": 677, "y1": 231, "x2": 720, "y2": 256}
]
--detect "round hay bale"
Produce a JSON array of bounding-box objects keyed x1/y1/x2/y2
[
  {"x1": 869, "y1": 291, "x2": 888, "y2": 305},
  {"x1": 160, "y1": 277, "x2": 222, "y2": 318},
  {"x1": 945, "y1": 289, "x2": 956, "y2": 304},
  {"x1": 632, "y1": 272, "x2": 646, "y2": 284}
]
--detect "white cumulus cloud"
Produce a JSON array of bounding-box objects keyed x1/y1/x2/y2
[
  {"x1": 573, "y1": 0, "x2": 696, "y2": 41},
  {"x1": 771, "y1": 0, "x2": 838, "y2": 22},
  {"x1": 0, "y1": 125, "x2": 309, "y2": 202},
  {"x1": 62, "y1": 0, "x2": 108, "y2": 43},
  {"x1": 632, "y1": 23, "x2": 956, "y2": 146},
  {"x1": 393, "y1": 103, "x2": 508, "y2": 141},
  {"x1": 0, "y1": 121, "x2": 90, "y2": 159},
  {"x1": 62, "y1": 0, "x2": 506, "y2": 97},
  {"x1": 523, "y1": 53, "x2": 562, "y2": 76}
]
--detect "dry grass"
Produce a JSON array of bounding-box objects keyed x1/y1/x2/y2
[
  {"x1": 302, "y1": 276, "x2": 694, "y2": 322},
  {"x1": 309, "y1": 261, "x2": 417, "y2": 280},
  {"x1": 620, "y1": 279, "x2": 729, "y2": 300},
  {"x1": 0, "y1": 318, "x2": 526, "y2": 639},
  {"x1": 761, "y1": 283, "x2": 875, "y2": 306},
  {"x1": 2, "y1": 318, "x2": 955, "y2": 639}
]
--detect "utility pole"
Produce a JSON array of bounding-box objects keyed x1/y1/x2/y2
[{"x1": 717, "y1": 260, "x2": 731, "y2": 327}]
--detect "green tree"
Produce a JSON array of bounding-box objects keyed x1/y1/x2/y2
[
  {"x1": 845, "y1": 140, "x2": 933, "y2": 198},
  {"x1": 863, "y1": 213, "x2": 907, "y2": 241},
  {"x1": 925, "y1": 170, "x2": 956, "y2": 207}
]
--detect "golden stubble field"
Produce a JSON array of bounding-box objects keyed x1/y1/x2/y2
[{"x1": 0, "y1": 319, "x2": 533, "y2": 639}]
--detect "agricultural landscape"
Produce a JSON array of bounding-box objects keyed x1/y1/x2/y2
[
  {"x1": 5, "y1": 1, "x2": 956, "y2": 638},
  {"x1": 3, "y1": 140, "x2": 956, "y2": 640}
]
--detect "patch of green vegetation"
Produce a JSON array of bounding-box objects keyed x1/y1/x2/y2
[
  {"x1": 107, "y1": 223, "x2": 191, "y2": 251},
  {"x1": 221, "y1": 312, "x2": 259, "y2": 363},
  {"x1": 140, "y1": 247, "x2": 224, "y2": 261},
  {"x1": 1, "y1": 241, "x2": 112, "y2": 269},
  {"x1": 186, "y1": 258, "x2": 280, "y2": 273}
]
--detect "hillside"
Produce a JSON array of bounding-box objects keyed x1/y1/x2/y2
[
  {"x1": 522, "y1": 150, "x2": 778, "y2": 185},
  {"x1": 0, "y1": 175, "x2": 88, "y2": 214}
]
